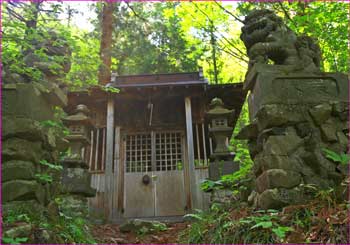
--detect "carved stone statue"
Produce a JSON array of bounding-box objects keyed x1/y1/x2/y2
[{"x1": 240, "y1": 9, "x2": 321, "y2": 72}]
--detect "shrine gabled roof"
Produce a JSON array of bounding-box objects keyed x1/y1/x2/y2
[{"x1": 110, "y1": 71, "x2": 208, "y2": 88}]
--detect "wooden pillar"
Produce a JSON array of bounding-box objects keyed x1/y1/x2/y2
[
  {"x1": 184, "y1": 96, "x2": 196, "y2": 209},
  {"x1": 105, "y1": 96, "x2": 115, "y2": 220}
]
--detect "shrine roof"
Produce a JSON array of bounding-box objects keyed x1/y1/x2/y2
[{"x1": 110, "y1": 71, "x2": 207, "y2": 88}]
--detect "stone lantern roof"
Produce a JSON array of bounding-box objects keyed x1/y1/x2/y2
[
  {"x1": 62, "y1": 104, "x2": 92, "y2": 126},
  {"x1": 206, "y1": 98, "x2": 235, "y2": 126}
]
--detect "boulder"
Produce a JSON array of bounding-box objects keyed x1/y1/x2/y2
[
  {"x1": 256, "y1": 104, "x2": 305, "y2": 131},
  {"x1": 332, "y1": 101, "x2": 348, "y2": 121},
  {"x1": 309, "y1": 103, "x2": 332, "y2": 126},
  {"x1": 258, "y1": 188, "x2": 307, "y2": 210},
  {"x1": 256, "y1": 169, "x2": 301, "y2": 193},
  {"x1": 2, "y1": 116, "x2": 44, "y2": 141},
  {"x1": 263, "y1": 128, "x2": 303, "y2": 156},
  {"x1": 253, "y1": 154, "x2": 301, "y2": 176},
  {"x1": 2, "y1": 138, "x2": 48, "y2": 163},
  {"x1": 295, "y1": 122, "x2": 313, "y2": 138},
  {"x1": 2, "y1": 160, "x2": 36, "y2": 182},
  {"x1": 336, "y1": 131, "x2": 348, "y2": 150},
  {"x1": 235, "y1": 122, "x2": 258, "y2": 140},
  {"x1": 2, "y1": 180, "x2": 45, "y2": 203},
  {"x1": 320, "y1": 122, "x2": 338, "y2": 142},
  {"x1": 302, "y1": 175, "x2": 332, "y2": 189}
]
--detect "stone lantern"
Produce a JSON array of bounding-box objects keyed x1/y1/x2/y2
[
  {"x1": 61, "y1": 104, "x2": 96, "y2": 201},
  {"x1": 62, "y1": 104, "x2": 92, "y2": 165},
  {"x1": 206, "y1": 98, "x2": 239, "y2": 180}
]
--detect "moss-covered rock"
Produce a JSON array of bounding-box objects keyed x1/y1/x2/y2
[{"x1": 2, "y1": 161, "x2": 36, "y2": 182}]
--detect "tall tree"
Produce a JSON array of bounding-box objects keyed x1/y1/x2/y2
[{"x1": 98, "y1": 1, "x2": 114, "y2": 85}]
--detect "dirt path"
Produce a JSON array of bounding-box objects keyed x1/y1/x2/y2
[{"x1": 91, "y1": 222, "x2": 189, "y2": 244}]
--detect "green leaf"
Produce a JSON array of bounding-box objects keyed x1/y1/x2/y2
[
  {"x1": 272, "y1": 226, "x2": 294, "y2": 239},
  {"x1": 2, "y1": 237, "x2": 28, "y2": 244},
  {"x1": 251, "y1": 221, "x2": 273, "y2": 229}
]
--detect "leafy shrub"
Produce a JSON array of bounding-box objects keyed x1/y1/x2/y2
[{"x1": 323, "y1": 148, "x2": 350, "y2": 165}]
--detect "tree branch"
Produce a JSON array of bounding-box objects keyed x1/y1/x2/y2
[
  {"x1": 6, "y1": 6, "x2": 26, "y2": 23},
  {"x1": 213, "y1": 0, "x2": 244, "y2": 23},
  {"x1": 124, "y1": 1, "x2": 148, "y2": 23},
  {"x1": 277, "y1": 2, "x2": 297, "y2": 28}
]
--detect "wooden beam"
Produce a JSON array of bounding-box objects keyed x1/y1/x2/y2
[
  {"x1": 89, "y1": 130, "x2": 94, "y2": 170},
  {"x1": 105, "y1": 96, "x2": 115, "y2": 221},
  {"x1": 95, "y1": 128, "x2": 100, "y2": 170},
  {"x1": 113, "y1": 126, "x2": 121, "y2": 218},
  {"x1": 101, "y1": 128, "x2": 106, "y2": 171},
  {"x1": 201, "y1": 123, "x2": 208, "y2": 166},
  {"x1": 184, "y1": 96, "x2": 196, "y2": 209}
]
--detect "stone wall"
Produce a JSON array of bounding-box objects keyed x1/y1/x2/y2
[
  {"x1": 236, "y1": 64, "x2": 349, "y2": 209},
  {"x1": 2, "y1": 81, "x2": 69, "y2": 242},
  {"x1": 2, "y1": 31, "x2": 95, "y2": 242},
  {"x1": 2, "y1": 82, "x2": 67, "y2": 205}
]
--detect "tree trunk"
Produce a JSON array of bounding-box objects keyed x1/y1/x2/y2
[
  {"x1": 210, "y1": 24, "x2": 218, "y2": 84},
  {"x1": 98, "y1": 2, "x2": 114, "y2": 85}
]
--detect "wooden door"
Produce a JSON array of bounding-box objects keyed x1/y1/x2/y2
[{"x1": 123, "y1": 131, "x2": 186, "y2": 218}]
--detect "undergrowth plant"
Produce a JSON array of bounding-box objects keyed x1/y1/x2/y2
[{"x1": 322, "y1": 148, "x2": 350, "y2": 165}]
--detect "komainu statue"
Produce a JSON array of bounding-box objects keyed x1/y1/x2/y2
[{"x1": 240, "y1": 9, "x2": 321, "y2": 72}]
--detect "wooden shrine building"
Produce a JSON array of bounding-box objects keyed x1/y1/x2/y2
[{"x1": 66, "y1": 71, "x2": 246, "y2": 222}]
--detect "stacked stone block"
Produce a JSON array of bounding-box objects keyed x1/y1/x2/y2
[{"x1": 236, "y1": 64, "x2": 349, "y2": 209}]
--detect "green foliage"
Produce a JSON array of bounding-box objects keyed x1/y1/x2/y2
[
  {"x1": 239, "y1": 210, "x2": 293, "y2": 241},
  {"x1": 35, "y1": 160, "x2": 63, "y2": 183},
  {"x1": 4, "y1": 213, "x2": 30, "y2": 224},
  {"x1": 39, "y1": 159, "x2": 63, "y2": 171},
  {"x1": 65, "y1": 30, "x2": 101, "y2": 88},
  {"x1": 2, "y1": 237, "x2": 28, "y2": 244},
  {"x1": 101, "y1": 85, "x2": 120, "y2": 93},
  {"x1": 55, "y1": 216, "x2": 96, "y2": 244},
  {"x1": 323, "y1": 148, "x2": 350, "y2": 165},
  {"x1": 35, "y1": 173, "x2": 53, "y2": 184}
]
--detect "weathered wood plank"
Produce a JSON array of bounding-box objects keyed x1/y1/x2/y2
[
  {"x1": 184, "y1": 96, "x2": 196, "y2": 209},
  {"x1": 113, "y1": 126, "x2": 121, "y2": 218},
  {"x1": 201, "y1": 123, "x2": 208, "y2": 166},
  {"x1": 182, "y1": 135, "x2": 192, "y2": 210},
  {"x1": 124, "y1": 172, "x2": 155, "y2": 218},
  {"x1": 89, "y1": 130, "x2": 94, "y2": 170},
  {"x1": 101, "y1": 128, "x2": 106, "y2": 171},
  {"x1": 105, "y1": 96, "x2": 115, "y2": 221},
  {"x1": 95, "y1": 128, "x2": 100, "y2": 170},
  {"x1": 117, "y1": 134, "x2": 125, "y2": 217},
  {"x1": 194, "y1": 168, "x2": 210, "y2": 210},
  {"x1": 155, "y1": 170, "x2": 186, "y2": 216},
  {"x1": 195, "y1": 123, "x2": 201, "y2": 164}
]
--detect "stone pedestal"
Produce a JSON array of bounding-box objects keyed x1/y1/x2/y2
[
  {"x1": 209, "y1": 161, "x2": 240, "y2": 181},
  {"x1": 237, "y1": 64, "x2": 349, "y2": 209}
]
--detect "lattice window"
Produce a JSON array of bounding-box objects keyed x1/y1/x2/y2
[
  {"x1": 125, "y1": 134, "x2": 152, "y2": 173},
  {"x1": 155, "y1": 132, "x2": 182, "y2": 171}
]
